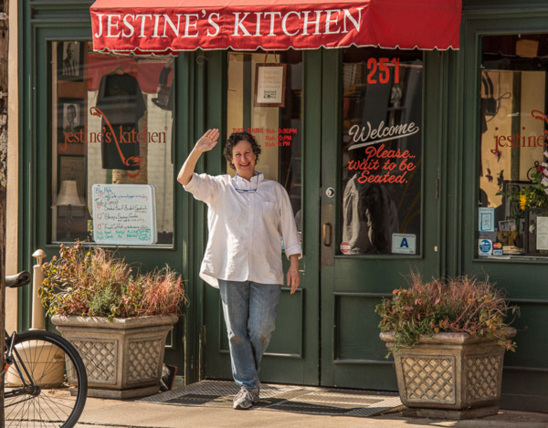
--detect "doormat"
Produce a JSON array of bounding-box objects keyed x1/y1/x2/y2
[{"x1": 139, "y1": 380, "x2": 402, "y2": 418}]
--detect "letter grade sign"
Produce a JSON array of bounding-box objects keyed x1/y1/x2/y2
[{"x1": 90, "y1": 0, "x2": 462, "y2": 53}]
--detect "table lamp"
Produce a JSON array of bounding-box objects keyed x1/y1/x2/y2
[{"x1": 56, "y1": 180, "x2": 84, "y2": 239}]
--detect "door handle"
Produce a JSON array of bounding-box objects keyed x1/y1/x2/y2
[
  {"x1": 321, "y1": 204, "x2": 334, "y2": 266},
  {"x1": 322, "y1": 223, "x2": 332, "y2": 246}
]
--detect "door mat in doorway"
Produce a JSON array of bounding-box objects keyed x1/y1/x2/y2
[{"x1": 139, "y1": 380, "x2": 402, "y2": 418}]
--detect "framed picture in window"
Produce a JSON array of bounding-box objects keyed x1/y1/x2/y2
[
  {"x1": 57, "y1": 41, "x2": 84, "y2": 82},
  {"x1": 57, "y1": 98, "x2": 85, "y2": 149},
  {"x1": 254, "y1": 64, "x2": 287, "y2": 108}
]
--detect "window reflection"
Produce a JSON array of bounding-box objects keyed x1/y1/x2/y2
[
  {"x1": 226, "y1": 51, "x2": 303, "y2": 236},
  {"x1": 51, "y1": 42, "x2": 174, "y2": 244},
  {"x1": 479, "y1": 35, "x2": 548, "y2": 257},
  {"x1": 341, "y1": 48, "x2": 423, "y2": 255}
]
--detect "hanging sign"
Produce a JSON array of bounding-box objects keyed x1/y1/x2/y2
[{"x1": 254, "y1": 64, "x2": 286, "y2": 108}]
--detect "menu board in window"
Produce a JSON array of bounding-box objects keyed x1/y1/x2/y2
[{"x1": 92, "y1": 184, "x2": 157, "y2": 245}]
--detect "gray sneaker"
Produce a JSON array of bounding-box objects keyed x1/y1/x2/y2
[{"x1": 233, "y1": 387, "x2": 259, "y2": 410}]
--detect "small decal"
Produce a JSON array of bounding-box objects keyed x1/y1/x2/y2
[
  {"x1": 340, "y1": 241, "x2": 351, "y2": 254},
  {"x1": 492, "y1": 241, "x2": 503, "y2": 256},
  {"x1": 392, "y1": 234, "x2": 416, "y2": 254},
  {"x1": 478, "y1": 239, "x2": 493, "y2": 256}
]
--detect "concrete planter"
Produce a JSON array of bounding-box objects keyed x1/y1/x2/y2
[
  {"x1": 51, "y1": 314, "x2": 178, "y2": 399},
  {"x1": 380, "y1": 328, "x2": 516, "y2": 419}
]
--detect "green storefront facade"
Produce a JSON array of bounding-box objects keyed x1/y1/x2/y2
[{"x1": 14, "y1": 0, "x2": 548, "y2": 412}]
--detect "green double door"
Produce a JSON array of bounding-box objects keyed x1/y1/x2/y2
[{"x1": 203, "y1": 49, "x2": 442, "y2": 389}]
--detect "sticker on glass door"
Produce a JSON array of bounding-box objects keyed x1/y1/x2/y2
[{"x1": 391, "y1": 233, "x2": 416, "y2": 254}]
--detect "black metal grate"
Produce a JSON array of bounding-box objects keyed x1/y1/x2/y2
[{"x1": 140, "y1": 380, "x2": 402, "y2": 418}]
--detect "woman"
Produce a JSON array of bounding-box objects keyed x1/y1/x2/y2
[{"x1": 177, "y1": 129, "x2": 302, "y2": 410}]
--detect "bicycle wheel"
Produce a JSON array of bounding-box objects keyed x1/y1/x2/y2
[{"x1": 4, "y1": 330, "x2": 88, "y2": 428}]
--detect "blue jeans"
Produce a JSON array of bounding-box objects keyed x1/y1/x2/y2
[{"x1": 218, "y1": 280, "x2": 281, "y2": 390}]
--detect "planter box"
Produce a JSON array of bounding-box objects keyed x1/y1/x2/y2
[
  {"x1": 52, "y1": 314, "x2": 178, "y2": 399},
  {"x1": 380, "y1": 329, "x2": 516, "y2": 419}
]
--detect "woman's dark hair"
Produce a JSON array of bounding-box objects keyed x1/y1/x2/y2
[{"x1": 223, "y1": 131, "x2": 262, "y2": 170}]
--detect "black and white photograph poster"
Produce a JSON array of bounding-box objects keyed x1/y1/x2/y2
[{"x1": 58, "y1": 41, "x2": 83, "y2": 81}]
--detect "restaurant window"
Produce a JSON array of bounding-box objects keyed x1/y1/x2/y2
[
  {"x1": 226, "y1": 51, "x2": 303, "y2": 236},
  {"x1": 340, "y1": 48, "x2": 423, "y2": 256},
  {"x1": 50, "y1": 41, "x2": 174, "y2": 245},
  {"x1": 478, "y1": 35, "x2": 548, "y2": 258}
]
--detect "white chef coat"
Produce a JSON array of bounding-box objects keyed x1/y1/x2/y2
[{"x1": 184, "y1": 172, "x2": 302, "y2": 288}]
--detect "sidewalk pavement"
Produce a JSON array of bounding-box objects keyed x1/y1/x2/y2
[{"x1": 76, "y1": 395, "x2": 548, "y2": 428}]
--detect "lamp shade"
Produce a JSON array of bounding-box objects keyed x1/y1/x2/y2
[{"x1": 56, "y1": 180, "x2": 84, "y2": 207}]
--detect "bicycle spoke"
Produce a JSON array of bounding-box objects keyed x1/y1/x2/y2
[
  {"x1": 36, "y1": 392, "x2": 73, "y2": 418},
  {"x1": 8, "y1": 389, "x2": 77, "y2": 422},
  {"x1": 4, "y1": 332, "x2": 87, "y2": 427},
  {"x1": 5, "y1": 397, "x2": 27, "y2": 426},
  {"x1": 32, "y1": 396, "x2": 66, "y2": 424},
  {"x1": 6, "y1": 393, "x2": 76, "y2": 426}
]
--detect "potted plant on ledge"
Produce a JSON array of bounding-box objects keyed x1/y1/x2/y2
[
  {"x1": 40, "y1": 242, "x2": 187, "y2": 399},
  {"x1": 376, "y1": 274, "x2": 519, "y2": 420}
]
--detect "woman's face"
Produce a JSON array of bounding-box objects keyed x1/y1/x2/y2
[{"x1": 232, "y1": 140, "x2": 256, "y2": 180}]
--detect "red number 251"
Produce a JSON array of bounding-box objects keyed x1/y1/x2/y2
[{"x1": 367, "y1": 58, "x2": 400, "y2": 84}]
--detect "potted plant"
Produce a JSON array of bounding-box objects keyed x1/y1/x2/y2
[
  {"x1": 40, "y1": 241, "x2": 187, "y2": 399},
  {"x1": 375, "y1": 274, "x2": 519, "y2": 420}
]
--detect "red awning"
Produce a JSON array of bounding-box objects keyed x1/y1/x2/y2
[{"x1": 90, "y1": 0, "x2": 461, "y2": 54}]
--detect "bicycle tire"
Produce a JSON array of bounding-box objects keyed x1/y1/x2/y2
[{"x1": 4, "y1": 330, "x2": 88, "y2": 428}]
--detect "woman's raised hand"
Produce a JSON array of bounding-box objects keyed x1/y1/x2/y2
[
  {"x1": 195, "y1": 129, "x2": 220, "y2": 153},
  {"x1": 178, "y1": 128, "x2": 220, "y2": 185}
]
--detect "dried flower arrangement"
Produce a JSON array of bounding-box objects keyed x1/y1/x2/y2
[
  {"x1": 40, "y1": 241, "x2": 187, "y2": 320},
  {"x1": 375, "y1": 273, "x2": 519, "y2": 355}
]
